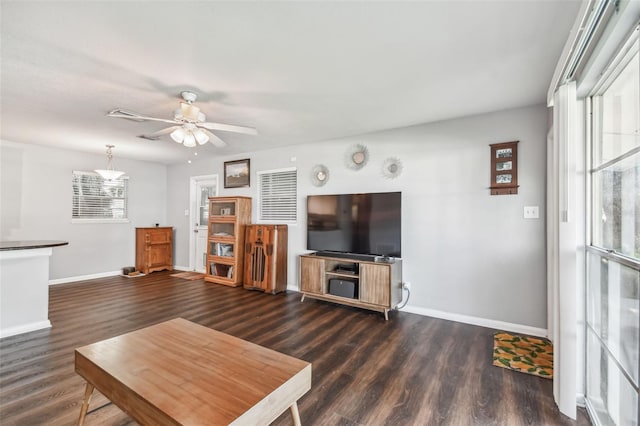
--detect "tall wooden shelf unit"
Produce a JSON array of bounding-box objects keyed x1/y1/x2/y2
[
  {"x1": 300, "y1": 254, "x2": 402, "y2": 320},
  {"x1": 205, "y1": 196, "x2": 252, "y2": 287}
]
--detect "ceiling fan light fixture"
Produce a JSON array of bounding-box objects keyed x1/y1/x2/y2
[
  {"x1": 170, "y1": 127, "x2": 185, "y2": 143},
  {"x1": 194, "y1": 128, "x2": 209, "y2": 145},
  {"x1": 181, "y1": 103, "x2": 201, "y2": 122},
  {"x1": 95, "y1": 145, "x2": 125, "y2": 180},
  {"x1": 183, "y1": 132, "x2": 196, "y2": 147},
  {"x1": 108, "y1": 91, "x2": 255, "y2": 149}
]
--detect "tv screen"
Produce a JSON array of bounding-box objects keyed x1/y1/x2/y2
[{"x1": 306, "y1": 192, "x2": 401, "y2": 257}]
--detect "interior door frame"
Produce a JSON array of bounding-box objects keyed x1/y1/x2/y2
[{"x1": 189, "y1": 174, "x2": 218, "y2": 271}]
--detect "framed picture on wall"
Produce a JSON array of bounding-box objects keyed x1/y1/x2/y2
[
  {"x1": 224, "y1": 159, "x2": 250, "y2": 188},
  {"x1": 489, "y1": 141, "x2": 519, "y2": 195}
]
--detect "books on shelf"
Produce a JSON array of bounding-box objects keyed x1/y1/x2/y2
[{"x1": 210, "y1": 263, "x2": 233, "y2": 278}]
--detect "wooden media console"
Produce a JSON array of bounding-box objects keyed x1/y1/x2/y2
[{"x1": 299, "y1": 253, "x2": 402, "y2": 320}]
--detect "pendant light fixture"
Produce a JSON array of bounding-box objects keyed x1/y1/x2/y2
[{"x1": 95, "y1": 144, "x2": 125, "y2": 180}]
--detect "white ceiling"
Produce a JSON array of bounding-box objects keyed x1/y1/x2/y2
[{"x1": 1, "y1": 1, "x2": 581, "y2": 165}]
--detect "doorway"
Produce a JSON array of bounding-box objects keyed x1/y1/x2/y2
[{"x1": 189, "y1": 175, "x2": 218, "y2": 272}]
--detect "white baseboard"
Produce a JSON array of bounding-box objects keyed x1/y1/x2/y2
[
  {"x1": 291, "y1": 285, "x2": 546, "y2": 337},
  {"x1": 1, "y1": 320, "x2": 51, "y2": 339},
  {"x1": 173, "y1": 265, "x2": 191, "y2": 272},
  {"x1": 49, "y1": 270, "x2": 120, "y2": 285},
  {"x1": 287, "y1": 284, "x2": 300, "y2": 292},
  {"x1": 49, "y1": 265, "x2": 194, "y2": 285},
  {"x1": 400, "y1": 305, "x2": 548, "y2": 338}
]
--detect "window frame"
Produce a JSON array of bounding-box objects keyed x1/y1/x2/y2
[
  {"x1": 587, "y1": 31, "x2": 640, "y2": 265},
  {"x1": 584, "y1": 24, "x2": 640, "y2": 426},
  {"x1": 71, "y1": 170, "x2": 130, "y2": 224},
  {"x1": 256, "y1": 167, "x2": 297, "y2": 224}
]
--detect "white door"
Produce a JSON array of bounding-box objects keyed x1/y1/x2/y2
[{"x1": 190, "y1": 176, "x2": 218, "y2": 272}]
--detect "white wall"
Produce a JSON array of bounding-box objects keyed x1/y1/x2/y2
[
  {"x1": 0, "y1": 140, "x2": 167, "y2": 279},
  {"x1": 167, "y1": 104, "x2": 549, "y2": 329}
]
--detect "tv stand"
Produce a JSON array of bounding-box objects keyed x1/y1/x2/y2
[{"x1": 300, "y1": 253, "x2": 402, "y2": 320}]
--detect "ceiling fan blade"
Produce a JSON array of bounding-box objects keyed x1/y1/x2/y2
[
  {"x1": 107, "y1": 109, "x2": 179, "y2": 125},
  {"x1": 202, "y1": 129, "x2": 227, "y2": 147},
  {"x1": 197, "y1": 121, "x2": 258, "y2": 135},
  {"x1": 138, "y1": 126, "x2": 181, "y2": 140}
]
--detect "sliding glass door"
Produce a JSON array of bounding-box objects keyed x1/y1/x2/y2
[{"x1": 586, "y1": 31, "x2": 639, "y2": 426}]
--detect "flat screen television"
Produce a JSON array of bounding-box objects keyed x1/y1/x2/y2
[{"x1": 306, "y1": 191, "x2": 401, "y2": 258}]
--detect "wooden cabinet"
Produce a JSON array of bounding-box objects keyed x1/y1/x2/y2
[
  {"x1": 299, "y1": 254, "x2": 402, "y2": 320},
  {"x1": 135, "y1": 227, "x2": 173, "y2": 274},
  {"x1": 244, "y1": 224, "x2": 288, "y2": 294},
  {"x1": 205, "y1": 196, "x2": 251, "y2": 287},
  {"x1": 360, "y1": 264, "x2": 391, "y2": 306},
  {"x1": 300, "y1": 256, "x2": 324, "y2": 295}
]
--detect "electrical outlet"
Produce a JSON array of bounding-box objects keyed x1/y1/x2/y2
[
  {"x1": 524, "y1": 206, "x2": 539, "y2": 219},
  {"x1": 403, "y1": 281, "x2": 411, "y2": 290}
]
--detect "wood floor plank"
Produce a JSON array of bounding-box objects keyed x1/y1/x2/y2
[{"x1": 0, "y1": 271, "x2": 589, "y2": 425}]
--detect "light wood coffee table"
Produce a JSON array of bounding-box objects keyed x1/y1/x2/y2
[{"x1": 75, "y1": 318, "x2": 311, "y2": 425}]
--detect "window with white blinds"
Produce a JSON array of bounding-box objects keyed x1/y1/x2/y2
[
  {"x1": 257, "y1": 167, "x2": 297, "y2": 223},
  {"x1": 72, "y1": 171, "x2": 129, "y2": 222}
]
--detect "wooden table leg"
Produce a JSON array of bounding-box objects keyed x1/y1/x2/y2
[
  {"x1": 289, "y1": 401, "x2": 301, "y2": 426},
  {"x1": 77, "y1": 382, "x2": 95, "y2": 426}
]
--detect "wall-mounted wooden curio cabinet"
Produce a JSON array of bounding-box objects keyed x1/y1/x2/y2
[{"x1": 489, "y1": 141, "x2": 519, "y2": 195}]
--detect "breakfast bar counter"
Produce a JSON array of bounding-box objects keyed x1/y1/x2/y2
[{"x1": 0, "y1": 240, "x2": 68, "y2": 338}]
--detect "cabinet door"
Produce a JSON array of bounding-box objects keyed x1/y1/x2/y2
[
  {"x1": 360, "y1": 264, "x2": 390, "y2": 306},
  {"x1": 210, "y1": 200, "x2": 237, "y2": 217},
  {"x1": 148, "y1": 229, "x2": 171, "y2": 244},
  {"x1": 148, "y1": 243, "x2": 171, "y2": 268},
  {"x1": 209, "y1": 222, "x2": 236, "y2": 239},
  {"x1": 300, "y1": 257, "x2": 323, "y2": 294}
]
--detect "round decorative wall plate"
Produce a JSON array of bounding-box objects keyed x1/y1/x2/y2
[
  {"x1": 311, "y1": 164, "x2": 330, "y2": 186},
  {"x1": 382, "y1": 157, "x2": 403, "y2": 179},
  {"x1": 345, "y1": 144, "x2": 369, "y2": 170}
]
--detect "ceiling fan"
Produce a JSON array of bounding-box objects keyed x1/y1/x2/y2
[{"x1": 107, "y1": 91, "x2": 257, "y2": 148}]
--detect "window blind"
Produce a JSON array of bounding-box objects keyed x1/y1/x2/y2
[
  {"x1": 72, "y1": 171, "x2": 129, "y2": 220},
  {"x1": 258, "y1": 168, "x2": 297, "y2": 222}
]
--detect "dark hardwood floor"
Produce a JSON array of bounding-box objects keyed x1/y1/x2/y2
[{"x1": 0, "y1": 271, "x2": 590, "y2": 425}]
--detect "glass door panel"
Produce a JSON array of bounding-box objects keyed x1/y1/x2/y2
[
  {"x1": 587, "y1": 330, "x2": 639, "y2": 425},
  {"x1": 593, "y1": 50, "x2": 639, "y2": 166},
  {"x1": 210, "y1": 223, "x2": 235, "y2": 238},
  {"x1": 211, "y1": 202, "x2": 236, "y2": 216},
  {"x1": 591, "y1": 153, "x2": 640, "y2": 258},
  {"x1": 587, "y1": 253, "x2": 639, "y2": 386},
  {"x1": 586, "y1": 32, "x2": 639, "y2": 426},
  {"x1": 193, "y1": 177, "x2": 217, "y2": 273},
  {"x1": 209, "y1": 242, "x2": 235, "y2": 258}
]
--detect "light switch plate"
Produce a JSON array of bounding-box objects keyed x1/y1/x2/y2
[{"x1": 524, "y1": 206, "x2": 539, "y2": 219}]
